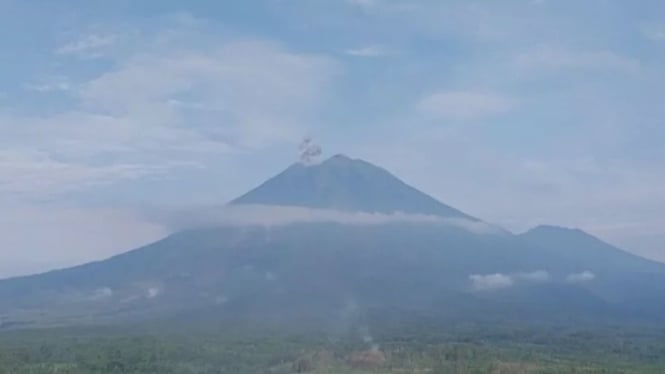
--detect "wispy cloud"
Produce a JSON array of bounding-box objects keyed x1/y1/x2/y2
[
  {"x1": 346, "y1": 0, "x2": 377, "y2": 9},
  {"x1": 469, "y1": 270, "x2": 551, "y2": 291},
  {"x1": 149, "y1": 204, "x2": 504, "y2": 235},
  {"x1": 55, "y1": 33, "x2": 117, "y2": 58},
  {"x1": 641, "y1": 23, "x2": 665, "y2": 41},
  {"x1": 90, "y1": 287, "x2": 113, "y2": 301},
  {"x1": 0, "y1": 16, "x2": 345, "y2": 277},
  {"x1": 0, "y1": 148, "x2": 195, "y2": 198},
  {"x1": 24, "y1": 76, "x2": 72, "y2": 93},
  {"x1": 5, "y1": 29, "x2": 337, "y2": 200},
  {"x1": 3, "y1": 0, "x2": 665, "y2": 271},
  {"x1": 78, "y1": 40, "x2": 337, "y2": 149},
  {"x1": 345, "y1": 45, "x2": 392, "y2": 57},
  {"x1": 418, "y1": 91, "x2": 518, "y2": 121},
  {"x1": 515, "y1": 46, "x2": 640, "y2": 72},
  {"x1": 566, "y1": 271, "x2": 596, "y2": 284},
  {"x1": 469, "y1": 273, "x2": 514, "y2": 291}
]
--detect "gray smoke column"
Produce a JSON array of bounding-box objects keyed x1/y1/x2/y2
[
  {"x1": 359, "y1": 326, "x2": 380, "y2": 352},
  {"x1": 299, "y1": 137, "x2": 322, "y2": 165}
]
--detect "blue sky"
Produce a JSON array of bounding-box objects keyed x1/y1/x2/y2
[{"x1": 1, "y1": 0, "x2": 664, "y2": 277}]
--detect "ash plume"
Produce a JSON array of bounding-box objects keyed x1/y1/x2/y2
[
  {"x1": 299, "y1": 136, "x2": 322, "y2": 165},
  {"x1": 359, "y1": 326, "x2": 380, "y2": 352}
]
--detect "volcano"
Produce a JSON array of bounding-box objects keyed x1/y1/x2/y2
[{"x1": 1, "y1": 155, "x2": 664, "y2": 329}]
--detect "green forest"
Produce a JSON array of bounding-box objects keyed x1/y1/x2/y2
[{"x1": 2, "y1": 323, "x2": 665, "y2": 373}]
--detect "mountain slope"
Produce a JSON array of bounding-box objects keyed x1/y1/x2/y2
[
  {"x1": 0, "y1": 223, "x2": 589, "y2": 327},
  {"x1": 2, "y1": 156, "x2": 665, "y2": 329},
  {"x1": 231, "y1": 154, "x2": 476, "y2": 219}
]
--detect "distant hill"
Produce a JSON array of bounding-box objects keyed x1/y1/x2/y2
[
  {"x1": 520, "y1": 225, "x2": 665, "y2": 318},
  {"x1": 519, "y1": 225, "x2": 664, "y2": 275},
  {"x1": 1, "y1": 155, "x2": 664, "y2": 329}
]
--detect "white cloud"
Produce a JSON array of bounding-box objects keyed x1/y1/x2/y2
[
  {"x1": 469, "y1": 269, "x2": 551, "y2": 291},
  {"x1": 566, "y1": 271, "x2": 596, "y2": 283},
  {"x1": 4, "y1": 35, "x2": 336, "y2": 200},
  {"x1": 1, "y1": 19, "x2": 340, "y2": 278},
  {"x1": 469, "y1": 273, "x2": 514, "y2": 291},
  {"x1": 418, "y1": 91, "x2": 518, "y2": 121},
  {"x1": 56, "y1": 33, "x2": 117, "y2": 58},
  {"x1": 78, "y1": 40, "x2": 336, "y2": 149},
  {"x1": 345, "y1": 45, "x2": 392, "y2": 57},
  {"x1": 0, "y1": 148, "x2": 190, "y2": 197},
  {"x1": 0, "y1": 200, "x2": 502, "y2": 279},
  {"x1": 90, "y1": 287, "x2": 113, "y2": 300},
  {"x1": 146, "y1": 287, "x2": 161, "y2": 299},
  {"x1": 347, "y1": 0, "x2": 377, "y2": 9},
  {"x1": 515, "y1": 46, "x2": 640, "y2": 72},
  {"x1": 0, "y1": 146, "x2": 208, "y2": 203},
  {"x1": 150, "y1": 204, "x2": 504, "y2": 235},
  {"x1": 4, "y1": 2, "x2": 664, "y2": 276},
  {"x1": 339, "y1": 1, "x2": 536, "y2": 41},
  {"x1": 641, "y1": 24, "x2": 665, "y2": 42},
  {"x1": 24, "y1": 76, "x2": 72, "y2": 93}
]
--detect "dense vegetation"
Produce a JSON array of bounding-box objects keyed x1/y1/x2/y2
[{"x1": 1, "y1": 323, "x2": 665, "y2": 373}]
